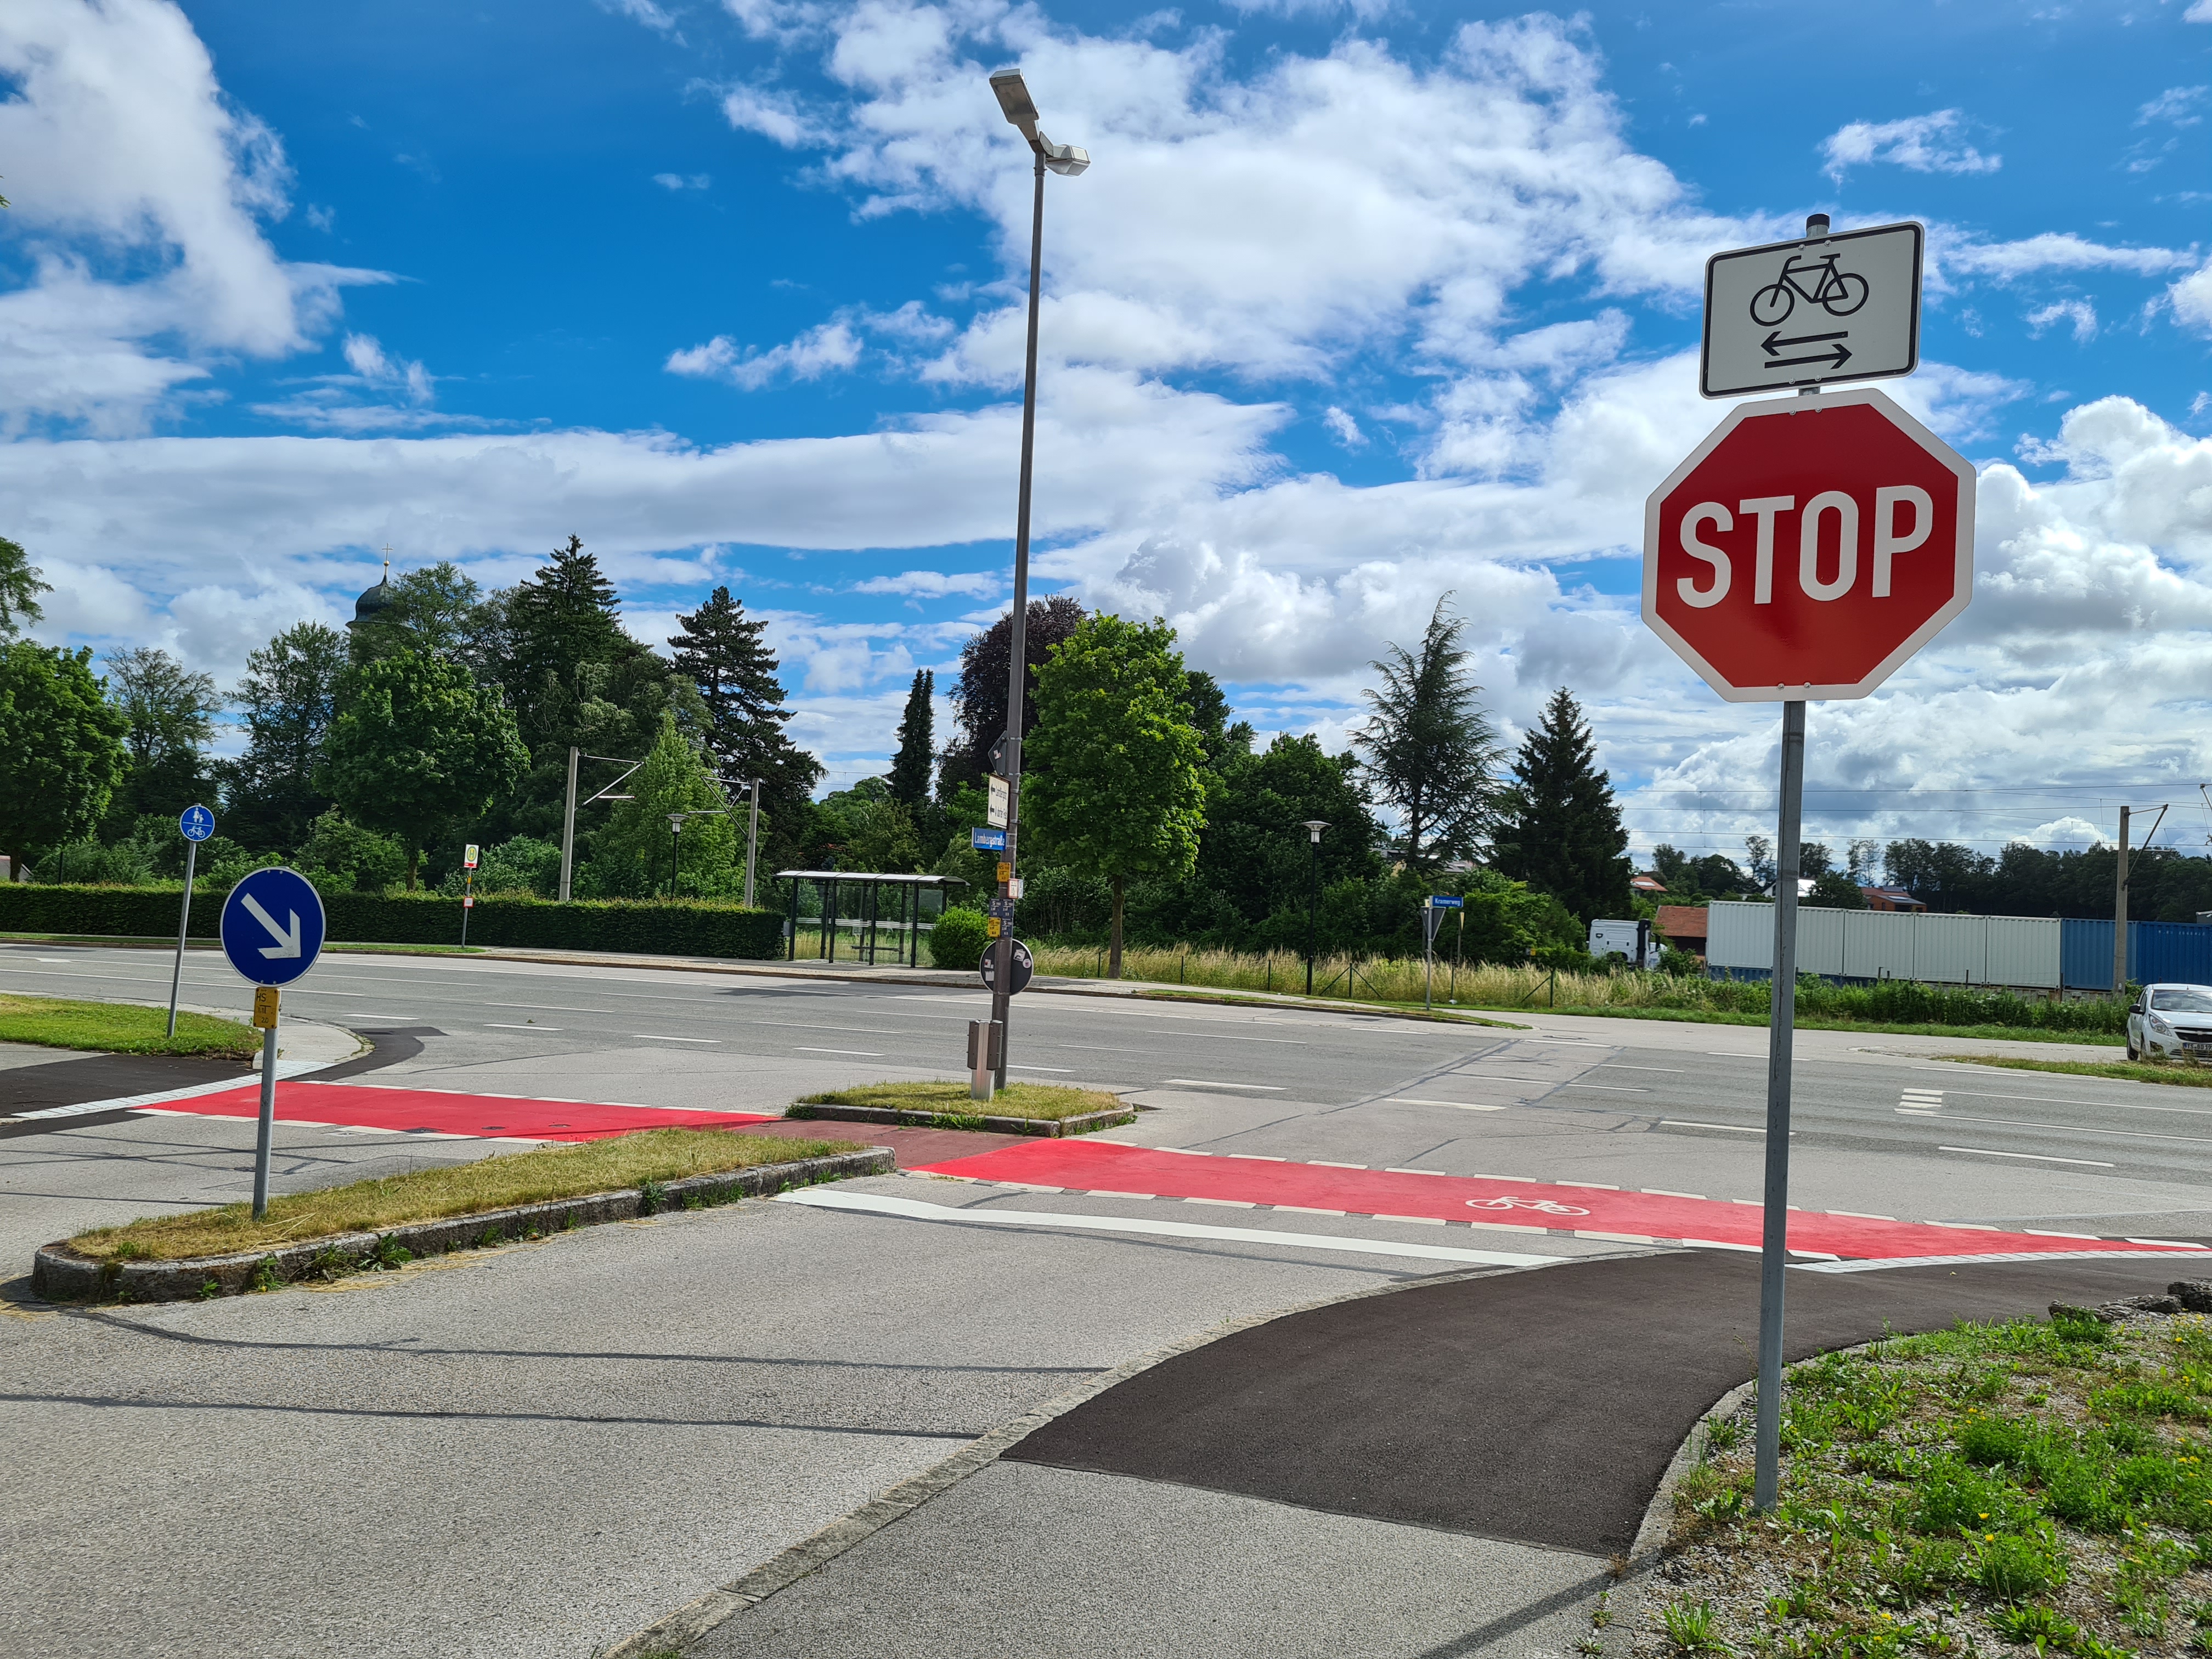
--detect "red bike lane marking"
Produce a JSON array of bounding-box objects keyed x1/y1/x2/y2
[
  {"x1": 915, "y1": 1139, "x2": 2208, "y2": 1263},
  {"x1": 143, "y1": 1081, "x2": 777, "y2": 1143}
]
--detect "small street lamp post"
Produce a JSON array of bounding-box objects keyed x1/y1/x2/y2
[{"x1": 1301, "y1": 820, "x2": 1329, "y2": 996}]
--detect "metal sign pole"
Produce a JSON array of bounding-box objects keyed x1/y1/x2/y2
[
  {"x1": 251, "y1": 987, "x2": 280, "y2": 1220},
  {"x1": 167, "y1": 837, "x2": 197, "y2": 1037},
  {"x1": 744, "y1": 779, "x2": 761, "y2": 909},
  {"x1": 1753, "y1": 698, "x2": 1807, "y2": 1510}
]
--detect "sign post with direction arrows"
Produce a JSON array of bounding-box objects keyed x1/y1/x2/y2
[
  {"x1": 1701, "y1": 221, "x2": 1921, "y2": 398},
  {"x1": 219, "y1": 867, "x2": 328, "y2": 1219},
  {"x1": 167, "y1": 804, "x2": 217, "y2": 1037}
]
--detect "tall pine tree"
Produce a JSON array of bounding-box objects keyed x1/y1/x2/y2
[
  {"x1": 1491, "y1": 687, "x2": 1632, "y2": 925},
  {"x1": 1353, "y1": 596, "x2": 1502, "y2": 871},
  {"x1": 887, "y1": 669, "x2": 934, "y2": 805},
  {"x1": 667, "y1": 585, "x2": 822, "y2": 871}
]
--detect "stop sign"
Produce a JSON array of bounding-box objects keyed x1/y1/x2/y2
[{"x1": 1642, "y1": 386, "x2": 1975, "y2": 701}]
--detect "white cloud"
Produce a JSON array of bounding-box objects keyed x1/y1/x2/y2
[
  {"x1": 2172, "y1": 263, "x2": 2212, "y2": 334},
  {"x1": 599, "y1": 0, "x2": 680, "y2": 33},
  {"x1": 652, "y1": 171, "x2": 713, "y2": 189},
  {"x1": 1939, "y1": 232, "x2": 2194, "y2": 283},
  {"x1": 2025, "y1": 300, "x2": 2097, "y2": 342},
  {"x1": 1820, "y1": 110, "x2": 2002, "y2": 182},
  {"x1": 718, "y1": 83, "x2": 824, "y2": 147},
  {"x1": 851, "y1": 569, "x2": 1002, "y2": 597},
  {"x1": 666, "y1": 319, "x2": 864, "y2": 387},
  {"x1": 0, "y1": 0, "x2": 385, "y2": 433},
  {"x1": 1321, "y1": 405, "x2": 1363, "y2": 447},
  {"x1": 2138, "y1": 87, "x2": 2208, "y2": 126}
]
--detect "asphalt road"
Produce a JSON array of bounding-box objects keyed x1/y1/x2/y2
[{"x1": 4, "y1": 942, "x2": 2210, "y2": 1240}]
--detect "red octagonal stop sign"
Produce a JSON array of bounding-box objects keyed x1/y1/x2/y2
[{"x1": 1643, "y1": 386, "x2": 1975, "y2": 702}]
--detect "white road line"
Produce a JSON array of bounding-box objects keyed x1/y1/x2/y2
[
  {"x1": 1596, "y1": 1064, "x2": 1689, "y2": 1074},
  {"x1": 774, "y1": 1189, "x2": 1566, "y2": 1267},
  {"x1": 484, "y1": 1002, "x2": 610, "y2": 1014},
  {"x1": 486, "y1": 1023, "x2": 561, "y2": 1031},
  {"x1": 1913, "y1": 1110, "x2": 2212, "y2": 1147},
  {"x1": 1931, "y1": 1087, "x2": 2212, "y2": 1118},
  {"x1": 1643, "y1": 1189, "x2": 1708, "y2": 1199},
  {"x1": 1058, "y1": 1044, "x2": 1151, "y2": 1053},
  {"x1": 1385, "y1": 1167, "x2": 1449, "y2": 1176},
  {"x1": 1662, "y1": 1120, "x2": 1771, "y2": 1134},
  {"x1": 795, "y1": 1047, "x2": 884, "y2": 1057},
  {"x1": 1558, "y1": 1082, "x2": 1651, "y2": 1092},
  {"x1": 1008, "y1": 1064, "x2": 1074, "y2": 1073},
  {"x1": 1939, "y1": 1146, "x2": 2116, "y2": 1167},
  {"x1": 1386, "y1": 1099, "x2": 1506, "y2": 1111},
  {"x1": 1161, "y1": 1079, "x2": 1284, "y2": 1090},
  {"x1": 759, "y1": 1022, "x2": 904, "y2": 1035},
  {"x1": 633, "y1": 1034, "x2": 716, "y2": 1043}
]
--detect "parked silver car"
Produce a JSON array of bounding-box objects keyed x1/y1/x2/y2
[{"x1": 2125, "y1": 983, "x2": 2212, "y2": 1062}]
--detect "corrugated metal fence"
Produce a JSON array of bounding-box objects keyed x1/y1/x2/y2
[{"x1": 1705, "y1": 901, "x2": 2212, "y2": 991}]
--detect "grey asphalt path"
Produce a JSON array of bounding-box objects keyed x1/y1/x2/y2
[{"x1": 3, "y1": 1170, "x2": 1621, "y2": 1659}]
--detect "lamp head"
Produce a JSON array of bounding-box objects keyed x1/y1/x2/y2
[
  {"x1": 1043, "y1": 142, "x2": 1088, "y2": 177},
  {"x1": 990, "y1": 69, "x2": 1039, "y2": 135},
  {"x1": 1301, "y1": 819, "x2": 1330, "y2": 844}
]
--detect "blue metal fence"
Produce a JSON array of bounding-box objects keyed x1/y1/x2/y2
[{"x1": 2059, "y1": 919, "x2": 2212, "y2": 989}]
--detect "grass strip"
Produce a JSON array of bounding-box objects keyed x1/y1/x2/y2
[
  {"x1": 69, "y1": 1127, "x2": 858, "y2": 1262},
  {"x1": 1526, "y1": 1003, "x2": 2126, "y2": 1045},
  {"x1": 1935, "y1": 1053, "x2": 2212, "y2": 1088},
  {"x1": 1643, "y1": 1306, "x2": 2212, "y2": 1659},
  {"x1": 794, "y1": 1080, "x2": 1122, "y2": 1122},
  {"x1": 0, "y1": 991, "x2": 258, "y2": 1060}
]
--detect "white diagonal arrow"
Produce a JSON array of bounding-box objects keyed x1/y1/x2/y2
[{"x1": 240, "y1": 893, "x2": 301, "y2": 958}]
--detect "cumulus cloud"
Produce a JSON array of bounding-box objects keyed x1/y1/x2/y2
[
  {"x1": 666, "y1": 320, "x2": 864, "y2": 387},
  {"x1": 1942, "y1": 232, "x2": 2194, "y2": 281},
  {"x1": 0, "y1": 0, "x2": 385, "y2": 433},
  {"x1": 851, "y1": 569, "x2": 1002, "y2": 597},
  {"x1": 2025, "y1": 300, "x2": 2097, "y2": 342},
  {"x1": 2172, "y1": 263, "x2": 2212, "y2": 334},
  {"x1": 1820, "y1": 110, "x2": 2001, "y2": 182}
]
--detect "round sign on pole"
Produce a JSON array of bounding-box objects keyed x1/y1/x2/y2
[
  {"x1": 1642, "y1": 386, "x2": 1974, "y2": 702},
  {"x1": 219, "y1": 867, "x2": 327, "y2": 988},
  {"x1": 179, "y1": 804, "x2": 216, "y2": 843},
  {"x1": 979, "y1": 939, "x2": 1034, "y2": 995}
]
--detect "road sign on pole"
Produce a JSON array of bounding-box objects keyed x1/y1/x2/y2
[
  {"x1": 219, "y1": 867, "x2": 326, "y2": 1221},
  {"x1": 970, "y1": 826, "x2": 1008, "y2": 853},
  {"x1": 167, "y1": 805, "x2": 216, "y2": 1037},
  {"x1": 1643, "y1": 386, "x2": 1974, "y2": 702},
  {"x1": 1701, "y1": 221, "x2": 1921, "y2": 398},
  {"x1": 979, "y1": 938, "x2": 1034, "y2": 995},
  {"x1": 985, "y1": 776, "x2": 1010, "y2": 829}
]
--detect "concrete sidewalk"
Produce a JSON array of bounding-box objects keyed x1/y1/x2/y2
[{"x1": 636, "y1": 1250, "x2": 2199, "y2": 1659}]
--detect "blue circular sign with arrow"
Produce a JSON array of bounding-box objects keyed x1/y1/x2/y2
[
  {"x1": 219, "y1": 867, "x2": 327, "y2": 988},
  {"x1": 178, "y1": 804, "x2": 215, "y2": 843}
]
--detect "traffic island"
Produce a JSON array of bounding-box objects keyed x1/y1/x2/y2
[
  {"x1": 32, "y1": 1127, "x2": 888, "y2": 1304},
  {"x1": 0, "y1": 991, "x2": 260, "y2": 1060},
  {"x1": 1609, "y1": 1295, "x2": 2212, "y2": 1659},
  {"x1": 789, "y1": 1080, "x2": 1135, "y2": 1138}
]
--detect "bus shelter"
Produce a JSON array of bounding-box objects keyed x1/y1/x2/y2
[{"x1": 774, "y1": 871, "x2": 968, "y2": 968}]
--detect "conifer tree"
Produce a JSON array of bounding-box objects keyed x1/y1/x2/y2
[
  {"x1": 1491, "y1": 686, "x2": 1633, "y2": 925},
  {"x1": 667, "y1": 585, "x2": 822, "y2": 869},
  {"x1": 887, "y1": 669, "x2": 934, "y2": 805},
  {"x1": 1353, "y1": 596, "x2": 1502, "y2": 871}
]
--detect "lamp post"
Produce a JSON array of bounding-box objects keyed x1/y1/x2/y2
[
  {"x1": 668, "y1": 813, "x2": 684, "y2": 900},
  {"x1": 983, "y1": 66, "x2": 1088, "y2": 1092},
  {"x1": 1301, "y1": 820, "x2": 1329, "y2": 996}
]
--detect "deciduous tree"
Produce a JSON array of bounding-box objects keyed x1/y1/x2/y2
[
  {"x1": 1024, "y1": 614, "x2": 1207, "y2": 977},
  {"x1": 219, "y1": 622, "x2": 347, "y2": 851},
  {"x1": 0, "y1": 642, "x2": 128, "y2": 879},
  {"x1": 943, "y1": 595, "x2": 1086, "y2": 796},
  {"x1": 0, "y1": 537, "x2": 50, "y2": 639},
  {"x1": 104, "y1": 646, "x2": 220, "y2": 823},
  {"x1": 319, "y1": 650, "x2": 527, "y2": 889}
]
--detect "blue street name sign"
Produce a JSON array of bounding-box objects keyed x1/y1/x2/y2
[
  {"x1": 179, "y1": 804, "x2": 216, "y2": 842},
  {"x1": 970, "y1": 826, "x2": 1008, "y2": 852},
  {"x1": 219, "y1": 867, "x2": 328, "y2": 988},
  {"x1": 1427, "y1": 895, "x2": 1465, "y2": 910}
]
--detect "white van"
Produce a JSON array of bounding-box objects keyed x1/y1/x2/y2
[{"x1": 1589, "y1": 918, "x2": 1655, "y2": 970}]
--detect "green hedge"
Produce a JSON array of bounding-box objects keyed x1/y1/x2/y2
[{"x1": 0, "y1": 883, "x2": 784, "y2": 960}]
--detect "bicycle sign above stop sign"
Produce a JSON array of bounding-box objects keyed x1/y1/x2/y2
[
  {"x1": 1642, "y1": 385, "x2": 1975, "y2": 701},
  {"x1": 1701, "y1": 221, "x2": 1921, "y2": 398}
]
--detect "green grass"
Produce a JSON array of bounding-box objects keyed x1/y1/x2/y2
[
  {"x1": 0, "y1": 991, "x2": 258, "y2": 1059},
  {"x1": 1936, "y1": 1053, "x2": 2212, "y2": 1086},
  {"x1": 793, "y1": 1079, "x2": 1125, "y2": 1121},
  {"x1": 1534, "y1": 1003, "x2": 2128, "y2": 1044},
  {"x1": 68, "y1": 1127, "x2": 860, "y2": 1261},
  {"x1": 1653, "y1": 1308, "x2": 2212, "y2": 1659}
]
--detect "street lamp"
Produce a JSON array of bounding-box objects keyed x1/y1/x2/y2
[
  {"x1": 667, "y1": 807, "x2": 736, "y2": 900},
  {"x1": 981, "y1": 66, "x2": 1088, "y2": 1094},
  {"x1": 1301, "y1": 821, "x2": 1329, "y2": 996}
]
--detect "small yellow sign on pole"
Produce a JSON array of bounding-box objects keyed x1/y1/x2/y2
[
  {"x1": 985, "y1": 917, "x2": 1002, "y2": 939},
  {"x1": 996, "y1": 861, "x2": 1013, "y2": 884},
  {"x1": 251, "y1": 986, "x2": 280, "y2": 1029}
]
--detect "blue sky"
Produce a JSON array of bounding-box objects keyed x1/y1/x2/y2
[{"x1": 4, "y1": 0, "x2": 2212, "y2": 865}]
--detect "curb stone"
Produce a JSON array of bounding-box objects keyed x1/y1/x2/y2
[
  {"x1": 30, "y1": 1147, "x2": 893, "y2": 1304},
  {"x1": 786, "y1": 1102, "x2": 1135, "y2": 1138}
]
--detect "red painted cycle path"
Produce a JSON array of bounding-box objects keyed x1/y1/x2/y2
[
  {"x1": 917, "y1": 1138, "x2": 2211, "y2": 1265},
  {"x1": 143, "y1": 1080, "x2": 777, "y2": 1143}
]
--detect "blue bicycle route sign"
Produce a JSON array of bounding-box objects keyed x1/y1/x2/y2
[
  {"x1": 219, "y1": 867, "x2": 327, "y2": 988},
  {"x1": 178, "y1": 804, "x2": 215, "y2": 842}
]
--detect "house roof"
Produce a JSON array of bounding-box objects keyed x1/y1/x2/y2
[{"x1": 1655, "y1": 905, "x2": 1708, "y2": 940}]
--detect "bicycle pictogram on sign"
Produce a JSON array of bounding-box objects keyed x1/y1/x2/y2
[
  {"x1": 1464, "y1": 1196, "x2": 1590, "y2": 1216},
  {"x1": 1748, "y1": 251, "x2": 1870, "y2": 326}
]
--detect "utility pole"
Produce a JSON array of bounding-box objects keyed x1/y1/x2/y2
[
  {"x1": 2114, "y1": 805, "x2": 2130, "y2": 999},
  {"x1": 744, "y1": 778, "x2": 761, "y2": 909},
  {"x1": 1301, "y1": 820, "x2": 1328, "y2": 995},
  {"x1": 560, "y1": 746, "x2": 580, "y2": 902}
]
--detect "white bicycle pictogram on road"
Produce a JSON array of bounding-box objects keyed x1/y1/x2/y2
[{"x1": 1464, "y1": 1196, "x2": 1590, "y2": 1216}]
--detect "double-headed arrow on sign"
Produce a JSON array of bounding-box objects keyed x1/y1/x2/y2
[{"x1": 1762, "y1": 329, "x2": 1852, "y2": 370}]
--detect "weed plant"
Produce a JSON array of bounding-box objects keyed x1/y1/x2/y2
[{"x1": 1651, "y1": 1310, "x2": 2212, "y2": 1659}]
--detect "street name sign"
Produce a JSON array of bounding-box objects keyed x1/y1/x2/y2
[
  {"x1": 1702, "y1": 222, "x2": 1921, "y2": 398},
  {"x1": 219, "y1": 866, "x2": 327, "y2": 988},
  {"x1": 1642, "y1": 386, "x2": 1974, "y2": 702},
  {"x1": 1427, "y1": 895, "x2": 1464, "y2": 910},
  {"x1": 979, "y1": 938, "x2": 1034, "y2": 995},
  {"x1": 970, "y1": 826, "x2": 1008, "y2": 852},
  {"x1": 179, "y1": 804, "x2": 215, "y2": 842}
]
